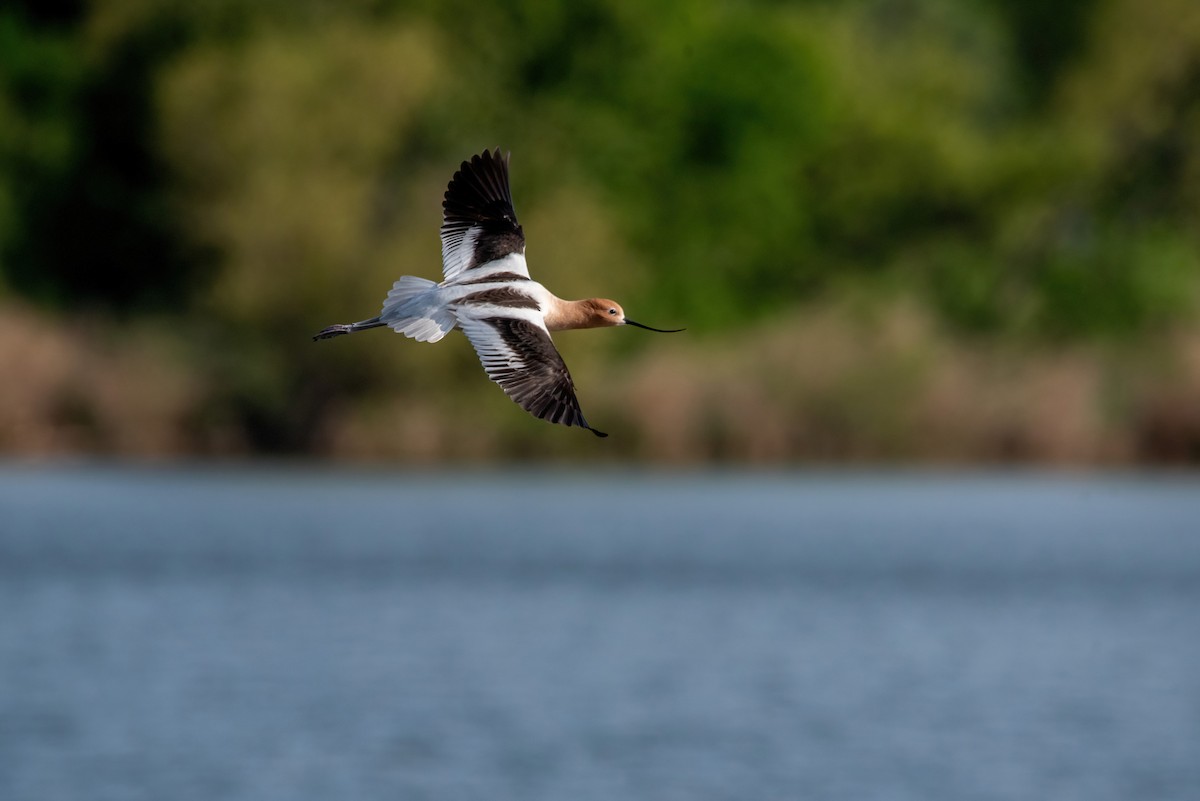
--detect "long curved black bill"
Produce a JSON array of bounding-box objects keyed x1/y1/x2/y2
[{"x1": 624, "y1": 319, "x2": 685, "y2": 333}]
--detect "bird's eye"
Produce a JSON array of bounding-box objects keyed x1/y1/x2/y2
[{"x1": 608, "y1": 308, "x2": 617, "y2": 315}]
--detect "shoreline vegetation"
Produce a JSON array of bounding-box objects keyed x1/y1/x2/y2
[
  {"x1": 4, "y1": 296, "x2": 1198, "y2": 465},
  {"x1": 4, "y1": 0, "x2": 1200, "y2": 464}
]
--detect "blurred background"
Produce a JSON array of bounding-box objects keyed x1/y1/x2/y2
[
  {"x1": 3, "y1": 2, "x2": 1200, "y2": 800},
  {"x1": 3, "y1": 0, "x2": 1200, "y2": 464}
]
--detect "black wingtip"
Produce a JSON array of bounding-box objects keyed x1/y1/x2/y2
[
  {"x1": 480, "y1": 147, "x2": 507, "y2": 165},
  {"x1": 578, "y1": 412, "x2": 608, "y2": 438},
  {"x1": 443, "y1": 148, "x2": 520, "y2": 233},
  {"x1": 459, "y1": 147, "x2": 508, "y2": 177}
]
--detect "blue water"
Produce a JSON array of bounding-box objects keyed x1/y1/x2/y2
[{"x1": 1, "y1": 467, "x2": 1198, "y2": 801}]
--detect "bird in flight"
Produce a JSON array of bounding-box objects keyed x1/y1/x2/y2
[{"x1": 313, "y1": 149, "x2": 682, "y2": 438}]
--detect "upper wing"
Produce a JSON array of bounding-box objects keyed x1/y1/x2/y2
[
  {"x1": 457, "y1": 314, "x2": 607, "y2": 437},
  {"x1": 441, "y1": 149, "x2": 528, "y2": 282}
]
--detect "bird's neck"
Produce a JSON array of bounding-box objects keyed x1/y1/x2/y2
[{"x1": 544, "y1": 296, "x2": 598, "y2": 332}]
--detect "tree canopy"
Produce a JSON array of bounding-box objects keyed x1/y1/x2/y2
[{"x1": 3, "y1": 0, "x2": 1200, "y2": 459}]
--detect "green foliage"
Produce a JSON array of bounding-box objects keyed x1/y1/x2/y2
[
  {"x1": 5, "y1": 0, "x2": 1199, "y2": 332},
  {"x1": 3, "y1": 0, "x2": 1200, "y2": 453},
  {"x1": 0, "y1": 8, "x2": 82, "y2": 292},
  {"x1": 984, "y1": 0, "x2": 1099, "y2": 106},
  {"x1": 2, "y1": 4, "x2": 213, "y2": 310}
]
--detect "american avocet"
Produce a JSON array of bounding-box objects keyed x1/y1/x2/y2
[{"x1": 313, "y1": 149, "x2": 682, "y2": 438}]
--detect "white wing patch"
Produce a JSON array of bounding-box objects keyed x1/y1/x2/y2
[
  {"x1": 440, "y1": 227, "x2": 480, "y2": 282},
  {"x1": 456, "y1": 312, "x2": 541, "y2": 380}
]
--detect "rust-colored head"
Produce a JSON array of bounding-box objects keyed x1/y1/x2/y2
[{"x1": 583, "y1": 298, "x2": 626, "y2": 328}]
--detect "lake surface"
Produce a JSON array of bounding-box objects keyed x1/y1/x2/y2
[{"x1": 1, "y1": 466, "x2": 1198, "y2": 801}]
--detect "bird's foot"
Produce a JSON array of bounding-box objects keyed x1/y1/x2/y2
[{"x1": 312, "y1": 324, "x2": 352, "y2": 341}]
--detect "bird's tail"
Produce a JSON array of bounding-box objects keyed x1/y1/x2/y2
[
  {"x1": 380, "y1": 275, "x2": 456, "y2": 343},
  {"x1": 383, "y1": 275, "x2": 439, "y2": 309},
  {"x1": 313, "y1": 275, "x2": 455, "y2": 343}
]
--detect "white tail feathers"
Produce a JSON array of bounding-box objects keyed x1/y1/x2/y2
[
  {"x1": 380, "y1": 275, "x2": 455, "y2": 343},
  {"x1": 384, "y1": 275, "x2": 437, "y2": 307}
]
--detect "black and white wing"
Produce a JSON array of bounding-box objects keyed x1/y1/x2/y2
[
  {"x1": 456, "y1": 315, "x2": 607, "y2": 437},
  {"x1": 441, "y1": 149, "x2": 529, "y2": 282}
]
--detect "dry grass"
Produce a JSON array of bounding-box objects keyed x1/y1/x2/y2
[
  {"x1": 600, "y1": 298, "x2": 1200, "y2": 465},
  {"x1": 0, "y1": 304, "x2": 199, "y2": 457},
  {"x1": 3, "y1": 297, "x2": 1200, "y2": 464}
]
